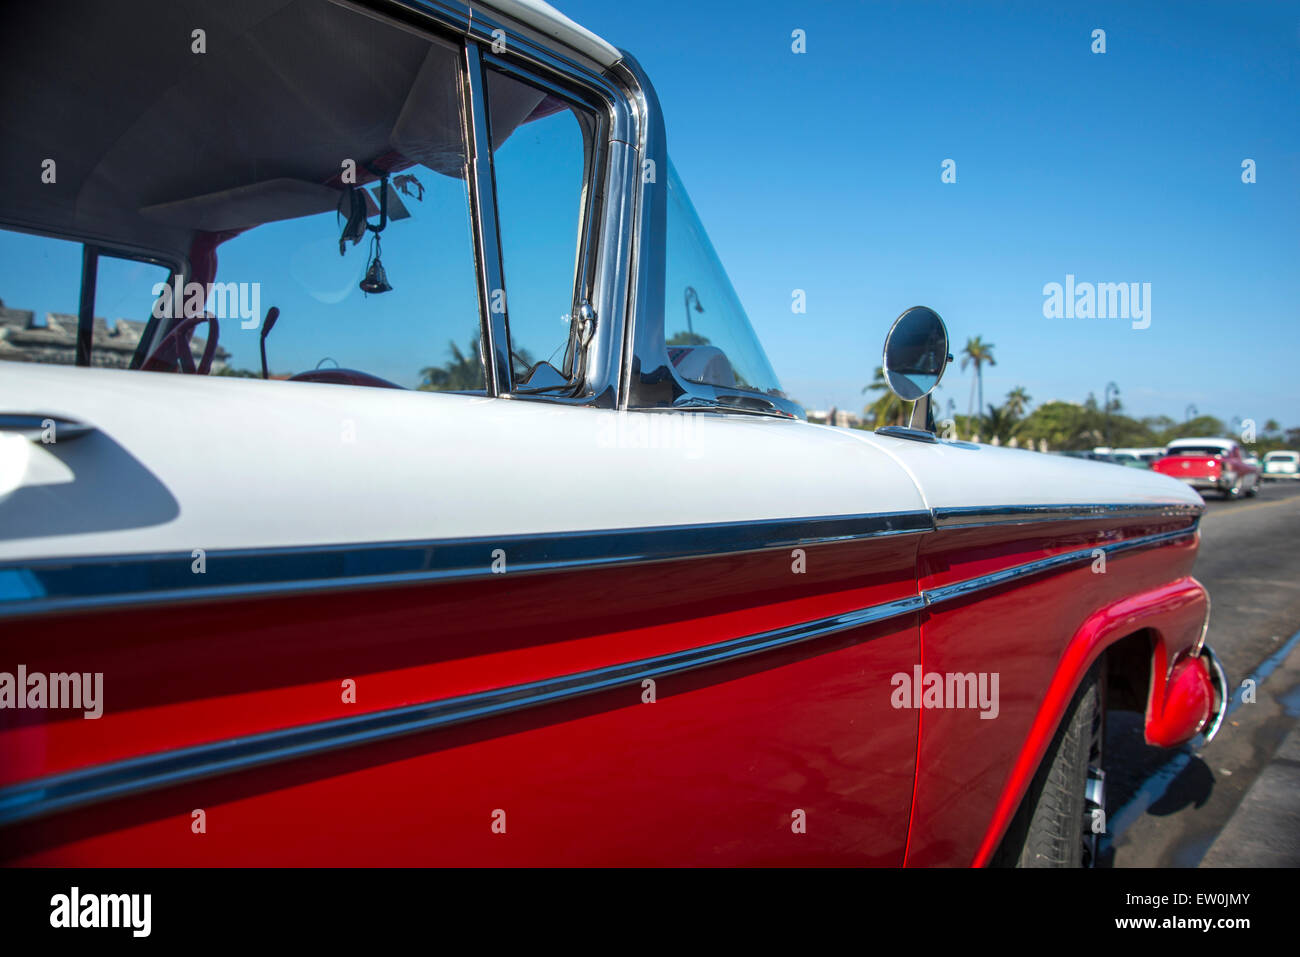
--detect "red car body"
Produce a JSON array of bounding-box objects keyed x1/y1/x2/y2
[
  {"x1": 1153, "y1": 438, "x2": 1260, "y2": 499},
  {"x1": 0, "y1": 509, "x2": 1220, "y2": 866}
]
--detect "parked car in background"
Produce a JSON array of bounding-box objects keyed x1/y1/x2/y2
[
  {"x1": 1262, "y1": 450, "x2": 1300, "y2": 480},
  {"x1": 1108, "y1": 452, "x2": 1151, "y2": 470},
  {"x1": 1153, "y1": 438, "x2": 1260, "y2": 499},
  {"x1": 0, "y1": 0, "x2": 1227, "y2": 868},
  {"x1": 1113, "y1": 447, "x2": 1164, "y2": 466}
]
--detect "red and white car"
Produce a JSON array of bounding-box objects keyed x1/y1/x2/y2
[
  {"x1": 1153, "y1": 438, "x2": 1260, "y2": 499},
  {"x1": 0, "y1": 0, "x2": 1227, "y2": 867}
]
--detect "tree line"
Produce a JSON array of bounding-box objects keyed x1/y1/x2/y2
[{"x1": 860, "y1": 337, "x2": 1298, "y2": 452}]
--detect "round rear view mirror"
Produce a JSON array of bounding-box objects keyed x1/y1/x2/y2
[{"x1": 883, "y1": 306, "x2": 950, "y2": 401}]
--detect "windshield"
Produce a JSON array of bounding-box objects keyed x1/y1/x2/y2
[
  {"x1": 663, "y1": 160, "x2": 784, "y2": 398},
  {"x1": 1167, "y1": 446, "x2": 1227, "y2": 457}
]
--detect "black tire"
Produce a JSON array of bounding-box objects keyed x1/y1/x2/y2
[{"x1": 992, "y1": 663, "x2": 1104, "y2": 867}]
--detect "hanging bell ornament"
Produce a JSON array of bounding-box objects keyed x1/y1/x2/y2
[{"x1": 360, "y1": 255, "x2": 392, "y2": 294}]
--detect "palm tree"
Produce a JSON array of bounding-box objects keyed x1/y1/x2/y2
[
  {"x1": 960, "y1": 337, "x2": 996, "y2": 437},
  {"x1": 862, "y1": 366, "x2": 908, "y2": 427},
  {"x1": 1004, "y1": 386, "x2": 1031, "y2": 420},
  {"x1": 420, "y1": 338, "x2": 485, "y2": 391}
]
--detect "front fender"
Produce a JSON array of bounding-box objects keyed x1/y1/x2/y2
[{"x1": 973, "y1": 575, "x2": 1213, "y2": 866}]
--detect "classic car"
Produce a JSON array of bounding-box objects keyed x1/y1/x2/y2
[
  {"x1": 1262, "y1": 450, "x2": 1300, "y2": 480},
  {"x1": 0, "y1": 0, "x2": 1227, "y2": 867},
  {"x1": 1152, "y1": 438, "x2": 1260, "y2": 499},
  {"x1": 1109, "y1": 447, "x2": 1164, "y2": 468}
]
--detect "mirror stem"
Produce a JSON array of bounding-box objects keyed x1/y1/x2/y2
[{"x1": 909, "y1": 393, "x2": 932, "y2": 431}]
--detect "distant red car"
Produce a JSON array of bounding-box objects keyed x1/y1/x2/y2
[{"x1": 1153, "y1": 438, "x2": 1260, "y2": 499}]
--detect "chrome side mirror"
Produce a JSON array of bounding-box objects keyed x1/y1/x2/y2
[
  {"x1": 883, "y1": 306, "x2": 949, "y2": 400},
  {"x1": 879, "y1": 306, "x2": 952, "y2": 440}
]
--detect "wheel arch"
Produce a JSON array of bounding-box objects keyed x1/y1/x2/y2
[{"x1": 973, "y1": 577, "x2": 1209, "y2": 866}]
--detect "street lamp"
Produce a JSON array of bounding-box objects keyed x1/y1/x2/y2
[
  {"x1": 1104, "y1": 382, "x2": 1119, "y2": 448},
  {"x1": 1185, "y1": 404, "x2": 1197, "y2": 423},
  {"x1": 683, "y1": 286, "x2": 703, "y2": 336}
]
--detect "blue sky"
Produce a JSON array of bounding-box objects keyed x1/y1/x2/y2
[{"x1": 560, "y1": 0, "x2": 1299, "y2": 425}]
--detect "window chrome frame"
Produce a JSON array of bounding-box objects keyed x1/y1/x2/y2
[
  {"x1": 379, "y1": 0, "x2": 796, "y2": 417},
  {"x1": 478, "y1": 49, "x2": 609, "y2": 396}
]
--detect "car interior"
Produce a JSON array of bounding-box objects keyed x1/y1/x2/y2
[{"x1": 0, "y1": 0, "x2": 565, "y2": 386}]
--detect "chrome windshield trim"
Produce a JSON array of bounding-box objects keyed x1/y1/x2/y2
[
  {"x1": 0, "y1": 511, "x2": 934, "y2": 619},
  {"x1": 923, "y1": 526, "x2": 1198, "y2": 607},
  {"x1": 932, "y1": 503, "x2": 1204, "y2": 529},
  {"x1": 0, "y1": 593, "x2": 925, "y2": 827}
]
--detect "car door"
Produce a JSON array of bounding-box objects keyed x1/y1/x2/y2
[{"x1": 0, "y1": 0, "x2": 922, "y2": 865}]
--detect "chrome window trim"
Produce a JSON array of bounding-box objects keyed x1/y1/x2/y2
[
  {"x1": 371, "y1": 0, "x2": 640, "y2": 407},
  {"x1": 609, "y1": 53, "x2": 666, "y2": 412},
  {"x1": 461, "y1": 4, "x2": 637, "y2": 408},
  {"x1": 462, "y1": 39, "x2": 513, "y2": 395},
  {"x1": 478, "y1": 52, "x2": 608, "y2": 396},
  {"x1": 0, "y1": 511, "x2": 934, "y2": 620},
  {"x1": 0, "y1": 593, "x2": 925, "y2": 827},
  {"x1": 385, "y1": 2, "x2": 787, "y2": 418}
]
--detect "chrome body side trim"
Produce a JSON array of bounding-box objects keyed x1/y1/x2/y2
[
  {"x1": 0, "y1": 505, "x2": 1202, "y2": 620},
  {"x1": 923, "y1": 526, "x2": 1198, "y2": 607},
  {"x1": 0, "y1": 594, "x2": 926, "y2": 827},
  {"x1": 0, "y1": 517, "x2": 1201, "y2": 825},
  {"x1": 933, "y1": 503, "x2": 1203, "y2": 529},
  {"x1": 0, "y1": 511, "x2": 934, "y2": 619}
]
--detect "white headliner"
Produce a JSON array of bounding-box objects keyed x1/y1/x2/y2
[{"x1": 473, "y1": 0, "x2": 621, "y2": 67}]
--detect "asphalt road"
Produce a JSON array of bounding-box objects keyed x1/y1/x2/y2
[{"x1": 1101, "y1": 480, "x2": 1300, "y2": 867}]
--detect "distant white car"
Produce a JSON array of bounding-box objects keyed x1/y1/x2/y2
[{"x1": 1262, "y1": 450, "x2": 1300, "y2": 480}]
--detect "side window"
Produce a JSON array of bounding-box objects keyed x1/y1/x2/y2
[
  {"x1": 485, "y1": 69, "x2": 594, "y2": 390},
  {"x1": 0, "y1": 5, "x2": 484, "y2": 391},
  {"x1": 188, "y1": 31, "x2": 481, "y2": 389},
  {"x1": 0, "y1": 229, "x2": 170, "y2": 369},
  {"x1": 93, "y1": 254, "x2": 172, "y2": 369},
  {"x1": 0, "y1": 229, "x2": 83, "y2": 365}
]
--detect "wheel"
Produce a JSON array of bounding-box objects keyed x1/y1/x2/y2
[
  {"x1": 992, "y1": 662, "x2": 1104, "y2": 867},
  {"x1": 1246, "y1": 479, "x2": 1258, "y2": 498}
]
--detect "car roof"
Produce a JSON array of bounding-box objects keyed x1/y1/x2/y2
[{"x1": 1167, "y1": 437, "x2": 1235, "y2": 450}]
